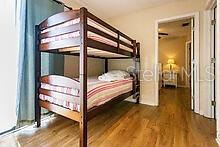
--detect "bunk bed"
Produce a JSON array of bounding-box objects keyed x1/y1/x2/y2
[{"x1": 35, "y1": 7, "x2": 140, "y2": 147}]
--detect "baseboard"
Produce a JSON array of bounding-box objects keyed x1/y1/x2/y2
[
  {"x1": 125, "y1": 98, "x2": 136, "y2": 103},
  {"x1": 125, "y1": 98, "x2": 158, "y2": 106},
  {"x1": 140, "y1": 100, "x2": 158, "y2": 106},
  {"x1": 178, "y1": 85, "x2": 190, "y2": 88},
  {"x1": 0, "y1": 127, "x2": 15, "y2": 137}
]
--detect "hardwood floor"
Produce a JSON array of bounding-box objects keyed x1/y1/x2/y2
[{"x1": 0, "y1": 88, "x2": 218, "y2": 147}]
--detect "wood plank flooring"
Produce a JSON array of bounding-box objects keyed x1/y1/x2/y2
[{"x1": 0, "y1": 88, "x2": 218, "y2": 147}]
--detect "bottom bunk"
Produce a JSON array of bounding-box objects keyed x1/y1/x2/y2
[
  {"x1": 40, "y1": 76, "x2": 133, "y2": 112},
  {"x1": 38, "y1": 71, "x2": 138, "y2": 121}
]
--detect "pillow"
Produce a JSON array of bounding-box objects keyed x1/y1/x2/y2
[{"x1": 98, "y1": 70, "x2": 130, "y2": 82}]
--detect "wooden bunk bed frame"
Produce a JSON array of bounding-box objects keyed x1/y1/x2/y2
[{"x1": 35, "y1": 7, "x2": 140, "y2": 147}]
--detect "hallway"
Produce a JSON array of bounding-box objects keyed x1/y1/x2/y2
[
  {"x1": 0, "y1": 88, "x2": 217, "y2": 147},
  {"x1": 159, "y1": 88, "x2": 216, "y2": 146}
]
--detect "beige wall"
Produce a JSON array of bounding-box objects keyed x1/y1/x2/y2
[
  {"x1": 62, "y1": 0, "x2": 105, "y2": 78},
  {"x1": 159, "y1": 37, "x2": 187, "y2": 86},
  {"x1": 62, "y1": 0, "x2": 80, "y2": 9},
  {"x1": 108, "y1": 0, "x2": 207, "y2": 105},
  {"x1": 64, "y1": 56, "x2": 105, "y2": 78},
  {"x1": 108, "y1": 59, "x2": 133, "y2": 71}
]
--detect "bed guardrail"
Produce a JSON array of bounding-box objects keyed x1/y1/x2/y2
[
  {"x1": 40, "y1": 75, "x2": 80, "y2": 88},
  {"x1": 37, "y1": 7, "x2": 136, "y2": 58},
  {"x1": 39, "y1": 10, "x2": 80, "y2": 31}
]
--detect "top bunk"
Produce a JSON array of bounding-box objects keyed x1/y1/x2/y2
[{"x1": 36, "y1": 7, "x2": 139, "y2": 59}]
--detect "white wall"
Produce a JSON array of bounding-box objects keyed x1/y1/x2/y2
[
  {"x1": 0, "y1": 0, "x2": 18, "y2": 133},
  {"x1": 108, "y1": 0, "x2": 207, "y2": 106}
]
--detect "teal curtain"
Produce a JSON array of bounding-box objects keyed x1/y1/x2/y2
[{"x1": 17, "y1": 0, "x2": 64, "y2": 123}]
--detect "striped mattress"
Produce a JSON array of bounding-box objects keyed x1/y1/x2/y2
[
  {"x1": 40, "y1": 18, "x2": 133, "y2": 52},
  {"x1": 39, "y1": 77, "x2": 133, "y2": 112}
]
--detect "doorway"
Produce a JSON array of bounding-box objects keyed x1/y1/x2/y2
[
  {"x1": 158, "y1": 18, "x2": 192, "y2": 110},
  {"x1": 155, "y1": 13, "x2": 200, "y2": 113}
]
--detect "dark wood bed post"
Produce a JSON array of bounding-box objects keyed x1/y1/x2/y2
[
  {"x1": 79, "y1": 7, "x2": 88, "y2": 147},
  {"x1": 132, "y1": 40, "x2": 138, "y2": 103},
  {"x1": 35, "y1": 25, "x2": 41, "y2": 127},
  {"x1": 136, "y1": 43, "x2": 140, "y2": 104}
]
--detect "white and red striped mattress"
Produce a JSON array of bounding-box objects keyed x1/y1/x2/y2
[
  {"x1": 40, "y1": 77, "x2": 133, "y2": 112},
  {"x1": 40, "y1": 18, "x2": 133, "y2": 52}
]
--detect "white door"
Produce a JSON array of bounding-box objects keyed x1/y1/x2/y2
[{"x1": 210, "y1": 6, "x2": 217, "y2": 118}]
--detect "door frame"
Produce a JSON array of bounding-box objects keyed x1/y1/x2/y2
[
  {"x1": 185, "y1": 41, "x2": 191, "y2": 88},
  {"x1": 155, "y1": 12, "x2": 200, "y2": 114},
  {"x1": 206, "y1": 0, "x2": 220, "y2": 144},
  {"x1": 203, "y1": 4, "x2": 217, "y2": 119},
  {"x1": 216, "y1": 0, "x2": 220, "y2": 144},
  {"x1": 210, "y1": 6, "x2": 217, "y2": 119}
]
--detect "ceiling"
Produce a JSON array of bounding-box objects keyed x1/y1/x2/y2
[
  {"x1": 67, "y1": 0, "x2": 184, "y2": 19},
  {"x1": 159, "y1": 19, "x2": 191, "y2": 39}
]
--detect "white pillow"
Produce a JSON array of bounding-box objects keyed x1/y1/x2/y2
[{"x1": 98, "y1": 70, "x2": 130, "y2": 82}]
